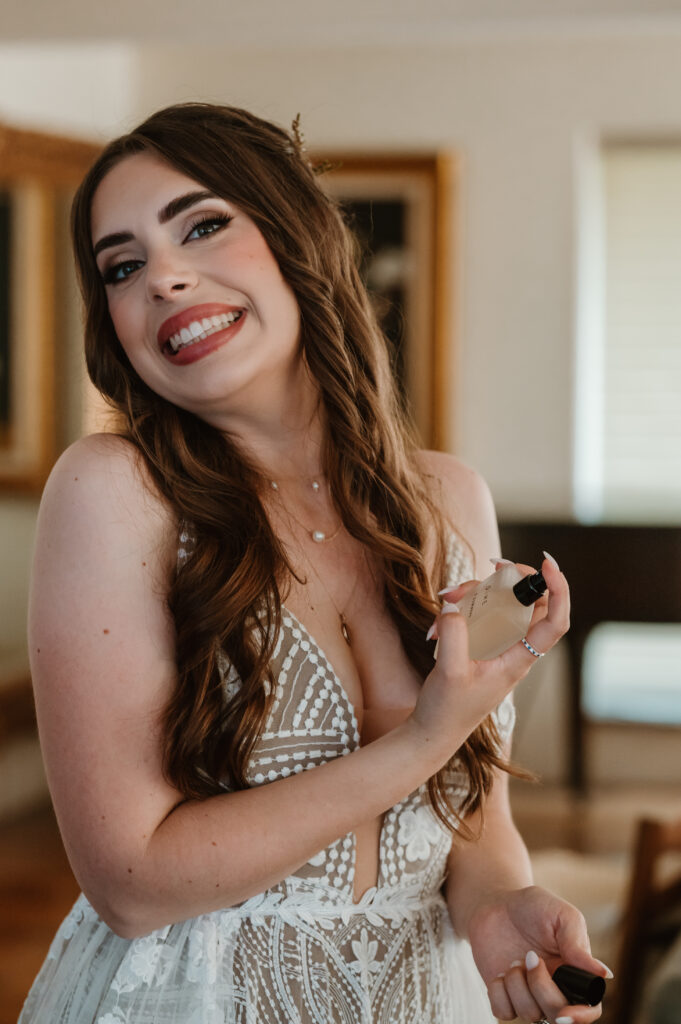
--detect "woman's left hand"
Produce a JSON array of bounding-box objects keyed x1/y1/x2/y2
[{"x1": 468, "y1": 885, "x2": 610, "y2": 1023}]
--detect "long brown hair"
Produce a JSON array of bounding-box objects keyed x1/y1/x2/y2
[{"x1": 71, "y1": 102, "x2": 508, "y2": 833}]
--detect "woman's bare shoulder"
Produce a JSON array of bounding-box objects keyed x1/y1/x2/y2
[
  {"x1": 414, "y1": 449, "x2": 500, "y2": 578},
  {"x1": 414, "y1": 448, "x2": 494, "y2": 519},
  {"x1": 46, "y1": 431, "x2": 164, "y2": 496},
  {"x1": 42, "y1": 433, "x2": 174, "y2": 540}
]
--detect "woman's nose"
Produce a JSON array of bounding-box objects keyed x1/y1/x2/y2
[{"x1": 145, "y1": 252, "x2": 199, "y2": 301}]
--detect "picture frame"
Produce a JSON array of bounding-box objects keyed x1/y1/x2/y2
[
  {"x1": 317, "y1": 153, "x2": 456, "y2": 451},
  {"x1": 0, "y1": 122, "x2": 100, "y2": 492}
]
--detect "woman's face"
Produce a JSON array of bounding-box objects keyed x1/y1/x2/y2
[{"x1": 90, "y1": 151, "x2": 302, "y2": 425}]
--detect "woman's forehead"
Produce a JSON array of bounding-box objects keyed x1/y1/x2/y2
[{"x1": 90, "y1": 152, "x2": 215, "y2": 240}]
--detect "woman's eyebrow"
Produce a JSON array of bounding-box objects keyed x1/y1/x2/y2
[
  {"x1": 158, "y1": 190, "x2": 216, "y2": 225},
  {"x1": 93, "y1": 190, "x2": 218, "y2": 258}
]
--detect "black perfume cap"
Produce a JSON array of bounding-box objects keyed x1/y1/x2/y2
[
  {"x1": 512, "y1": 570, "x2": 547, "y2": 607},
  {"x1": 552, "y1": 964, "x2": 606, "y2": 1006}
]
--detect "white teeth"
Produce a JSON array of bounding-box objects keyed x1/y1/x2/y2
[{"x1": 165, "y1": 310, "x2": 243, "y2": 353}]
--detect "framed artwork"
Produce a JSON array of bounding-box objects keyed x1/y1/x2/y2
[
  {"x1": 317, "y1": 154, "x2": 456, "y2": 450},
  {"x1": 0, "y1": 122, "x2": 100, "y2": 492}
]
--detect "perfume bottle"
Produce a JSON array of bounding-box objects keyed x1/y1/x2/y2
[{"x1": 436, "y1": 564, "x2": 547, "y2": 661}]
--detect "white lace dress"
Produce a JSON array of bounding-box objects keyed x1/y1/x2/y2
[{"x1": 19, "y1": 536, "x2": 514, "y2": 1024}]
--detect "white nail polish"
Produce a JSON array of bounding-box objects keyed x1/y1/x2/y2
[
  {"x1": 556, "y1": 1017, "x2": 575, "y2": 1024},
  {"x1": 440, "y1": 601, "x2": 460, "y2": 615},
  {"x1": 543, "y1": 549, "x2": 560, "y2": 570},
  {"x1": 489, "y1": 557, "x2": 514, "y2": 567},
  {"x1": 593, "y1": 958, "x2": 614, "y2": 979},
  {"x1": 437, "y1": 583, "x2": 457, "y2": 595},
  {"x1": 426, "y1": 622, "x2": 437, "y2": 641},
  {"x1": 510, "y1": 959, "x2": 523, "y2": 968},
  {"x1": 525, "y1": 950, "x2": 540, "y2": 970}
]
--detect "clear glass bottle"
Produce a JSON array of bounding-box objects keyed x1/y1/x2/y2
[{"x1": 436, "y1": 565, "x2": 547, "y2": 661}]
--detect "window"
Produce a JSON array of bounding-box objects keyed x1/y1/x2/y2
[{"x1": 576, "y1": 142, "x2": 681, "y2": 724}]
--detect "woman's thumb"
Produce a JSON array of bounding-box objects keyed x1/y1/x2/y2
[{"x1": 434, "y1": 602, "x2": 469, "y2": 664}]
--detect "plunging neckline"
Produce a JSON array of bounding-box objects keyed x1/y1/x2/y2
[{"x1": 279, "y1": 603, "x2": 429, "y2": 905}]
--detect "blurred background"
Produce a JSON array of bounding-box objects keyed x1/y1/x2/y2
[{"x1": 1, "y1": 2, "x2": 681, "y2": 1021}]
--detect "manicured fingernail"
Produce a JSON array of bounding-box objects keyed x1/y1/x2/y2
[
  {"x1": 556, "y1": 1017, "x2": 575, "y2": 1024},
  {"x1": 543, "y1": 550, "x2": 560, "y2": 570},
  {"x1": 525, "y1": 950, "x2": 540, "y2": 970},
  {"x1": 496, "y1": 971, "x2": 506, "y2": 979},
  {"x1": 510, "y1": 959, "x2": 523, "y2": 968},
  {"x1": 437, "y1": 583, "x2": 457, "y2": 595},
  {"x1": 490, "y1": 557, "x2": 514, "y2": 567},
  {"x1": 440, "y1": 602, "x2": 460, "y2": 615},
  {"x1": 593, "y1": 958, "x2": 614, "y2": 979},
  {"x1": 426, "y1": 621, "x2": 437, "y2": 641}
]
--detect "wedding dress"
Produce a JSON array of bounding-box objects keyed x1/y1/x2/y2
[{"x1": 19, "y1": 534, "x2": 513, "y2": 1023}]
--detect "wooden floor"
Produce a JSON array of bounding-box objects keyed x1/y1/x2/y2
[
  {"x1": 1, "y1": 807, "x2": 79, "y2": 1023},
  {"x1": 3, "y1": 786, "x2": 680, "y2": 1023}
]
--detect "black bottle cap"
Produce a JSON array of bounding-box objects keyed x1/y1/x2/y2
[
  {"x1": 512, "y1": 570, "x2": 547, "y2": 607},
  {"x1": 552, "y1": 964, "x2": 606, "y2": 1006}
]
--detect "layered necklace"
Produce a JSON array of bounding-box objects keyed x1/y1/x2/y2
[{"x1": 267, "y1": 475, "x2": 360, "y2": 646}]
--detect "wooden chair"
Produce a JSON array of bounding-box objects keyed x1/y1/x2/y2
[{"x1": 607, "y1": 817, "x2": 681, "y2": 1023}]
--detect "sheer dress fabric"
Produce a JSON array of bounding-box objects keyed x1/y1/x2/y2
[{"x1": 20, "y1": 533, "x2": 515, "y2": 1023}]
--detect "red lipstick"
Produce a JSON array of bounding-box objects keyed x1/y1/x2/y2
[
  {"x1": 157, "y1": 303, "x2": 246, "y2": 366},
  {"x1": 157, "y1": 303, "x2": 243, "y2": 350}
]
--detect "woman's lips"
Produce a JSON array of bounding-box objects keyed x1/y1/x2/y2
[
  {"x1": 156, "y1": 303, "x2": 244, "y2": 351},
  {"x1": 160, "y1": 310, "x2": 246, "y2": 366}
]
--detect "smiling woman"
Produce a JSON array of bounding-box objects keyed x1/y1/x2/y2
[{"x1": 18, "y1": 103, "x2": 595, "y2": 1024}]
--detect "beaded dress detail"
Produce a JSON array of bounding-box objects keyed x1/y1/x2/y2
[{"x1": 19, "y1": 532, "x2": 514, "y2": 1024}]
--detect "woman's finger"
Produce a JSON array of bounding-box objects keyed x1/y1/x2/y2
[
  {"x1": 487, "y1": 974, "x2": 516, "y2": 1021},
  {"x1": 436, "y1": 578, "x2": 480, "y2": 602},
  {"x1": 502, "y1": 960, "x2": 544, "y2": 1022},
  {"x1": 432, "y1": 602, "x2": 470, "y2": 667},
  {"x1": 525, "y1": 952, "x2": 576, "y2": 1023},
  {"x1": 495, "y1": 554, "x2": 570, "y2": 679},
  {"x1": 428, "y1": 580, "x2": 480, "y2": 641}
]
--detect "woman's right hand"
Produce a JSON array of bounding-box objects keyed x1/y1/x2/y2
[{"x1": 408, "y1": 554, "x2": 570, "y2": 765}]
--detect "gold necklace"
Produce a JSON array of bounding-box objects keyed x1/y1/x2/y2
[
  {"x1": 294, "y1": 548, "x2": 364, "y2": 643},
  {"x1": 268, "y1": 476, "x2": 359, "y2": 645}
]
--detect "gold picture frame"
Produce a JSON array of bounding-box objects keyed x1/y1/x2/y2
[
  {"x1": 0, "y1": 123, "x2": 100, "y2": 492},
  {"x1": 317, "y1": 153, "x2": 456, "y2": 451}
]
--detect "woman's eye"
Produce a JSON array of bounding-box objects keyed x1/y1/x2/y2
[
  {"x1": 185, "y1": 215, "x2": 232, "y2": 241},
  {"x1": 102, "y1": 260, "x2": 143, "y2": 285}
]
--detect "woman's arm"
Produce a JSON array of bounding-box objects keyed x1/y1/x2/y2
[
  {"x1": 426, "y1": 451, "x2": 606, "y2": 1022},
  {"x1": 444, "y1": 757, "x2": 533, "y2": 940},
  {"x1": 33, "y1": 436, "x2": 545, "y2": 940},
  {"x1": 421, "y1": 450, "x2": 534, "y2": 927}
]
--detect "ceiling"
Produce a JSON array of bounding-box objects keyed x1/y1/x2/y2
[{"x1": 4, "y1": 0, "x2": 681, "y2": 46}]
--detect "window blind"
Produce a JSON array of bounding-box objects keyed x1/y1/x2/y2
[{"x1": 602, "y1": 143, "x2": 681, "y2": 521}]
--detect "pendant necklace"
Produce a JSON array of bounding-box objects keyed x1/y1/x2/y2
[
  {"x1": 269, "y1": 477, "x2": 342, "y2": 543},
  {"x1": 268, "y1": 475, "x2": 359, "y2": 645}
]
